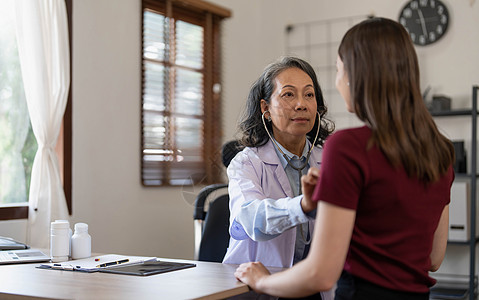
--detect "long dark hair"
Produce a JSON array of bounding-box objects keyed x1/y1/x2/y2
[
  {"x1": 338, "y1": 17, "x2": 454, "y2": 183},
  {"x1": 238, "y1": 56, "x2": 334, "y2": 148}
]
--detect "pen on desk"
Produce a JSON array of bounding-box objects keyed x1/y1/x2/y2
[{"x1": 96, "y1": 258, "x2": 129, "y2": 268}]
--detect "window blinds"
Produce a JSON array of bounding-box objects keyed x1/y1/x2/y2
[{"x1": 141, "y1": 0, "x2": 229, "y2": 186}]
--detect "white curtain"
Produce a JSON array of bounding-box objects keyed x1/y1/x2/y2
[{"x1": 14, "y1": 0, "x2": 70, "y2": 249}]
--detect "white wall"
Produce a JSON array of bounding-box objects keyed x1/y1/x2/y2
[{"x1": 2, "y1": 0, "x2": 479, "y2": 276}]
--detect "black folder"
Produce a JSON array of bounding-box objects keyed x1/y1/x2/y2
[{"x1": 98, "y1": 260, "x2": 196, "y2": 276}]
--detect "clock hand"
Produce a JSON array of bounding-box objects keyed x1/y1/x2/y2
[{"x1": 417, "y1": 9, "x2": 428, "y2": 37}]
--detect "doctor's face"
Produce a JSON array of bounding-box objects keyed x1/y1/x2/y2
[{"x1": 261, "y1": 67, "x2": 317, "y2": 144}]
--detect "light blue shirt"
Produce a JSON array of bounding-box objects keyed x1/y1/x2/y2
[
  {"x1": 272, "y1": 137, "x2": 310, "y2": 196},
  {"x1": 272, "y1": 138, "x2": 313, "y2": 263}
]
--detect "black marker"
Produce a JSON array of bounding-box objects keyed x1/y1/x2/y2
[{"x1": 96, "y1": 258, "x2": 129, "y2": 268}]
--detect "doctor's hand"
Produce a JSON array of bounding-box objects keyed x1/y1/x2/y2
[
  {"x1": 234, "y1": 261, "x2": 271, "y2": 293},
  {"x1": 300, "y1": 167, "x2": 320, "y2": 213}
]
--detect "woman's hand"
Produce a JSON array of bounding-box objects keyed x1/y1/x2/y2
[
  {"x1": 234, "y1": 262, "x2": 271, "y2": 292},
  {"x1": 300, "y1": 167, "x2": 320, "y2": 213}
]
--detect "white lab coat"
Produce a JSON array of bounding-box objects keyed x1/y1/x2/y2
[
  {"x1": 223, "y1": 140, "x2": 334, "y2": 300},
  {"x1": 223, "y1": 139, "x2": 322, "y2": 267}
]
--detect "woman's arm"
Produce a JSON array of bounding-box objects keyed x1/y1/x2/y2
[
  {"x1": 430, "y1": 205, "x2": 449, "y2": 272},
  {"x1": 235, "y1": 200, "x2": 356, "y2": 297}
]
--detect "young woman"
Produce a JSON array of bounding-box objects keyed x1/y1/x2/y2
[{"x1": 234, "y1": 17, "x2": 454, "y2": 300}]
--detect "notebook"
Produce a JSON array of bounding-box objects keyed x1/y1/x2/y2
[{"x1": 0, "y1": 249, "x2": 51, "y2": 265}]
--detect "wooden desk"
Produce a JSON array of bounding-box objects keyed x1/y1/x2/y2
[{"x1": 0, "y1": 257, "x2": 252, "y2": 300}]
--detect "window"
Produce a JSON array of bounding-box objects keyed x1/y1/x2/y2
[
  {"x1": 141, "y1": 0, "x2": 230, "y2": 186},
  {"x1": 0, "y1": 0, "x2": 72, "y2": 220},
  {"x1": 0, "y1": 1, "x2": 35, "y2": 210}
]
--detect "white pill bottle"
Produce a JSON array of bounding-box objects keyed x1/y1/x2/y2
[
  {"x1": 50, "y1": 220, "x2": 71, "y2": 263},
  {"x1": 71, "y1": 223, "x2": 92, "y2": 260}
]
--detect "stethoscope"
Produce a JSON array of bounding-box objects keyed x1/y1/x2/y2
[{"x1": 261, "y1": 110, "x2": 322, "y2": 245}]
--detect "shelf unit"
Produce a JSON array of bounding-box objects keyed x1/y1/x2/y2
[{"x1": 431, "y1": 86, "x2": 478, "y2": 300}]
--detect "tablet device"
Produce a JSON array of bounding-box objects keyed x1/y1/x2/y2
[{"x1": 99, "y1": 260, "x2": 196, "y2": 276}]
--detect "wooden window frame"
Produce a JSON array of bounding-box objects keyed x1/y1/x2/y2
[
  {"x1": 0, "y1": 0, "x2": 73, "y2": 220},
  {"x1": 141, "y1": 0, "x2": 230, "y2": 187}
]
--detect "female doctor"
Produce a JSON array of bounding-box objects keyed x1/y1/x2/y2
[{"x1": 222, "y1": 56, "x2": 334, "y2": 299}]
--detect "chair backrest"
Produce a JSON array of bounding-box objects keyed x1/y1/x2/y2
[
  {"x1": 193, "y1": 184, "x2": 229, "y2": 262},
  {"x1": 221, "y1": 140, "x2": 241, "y2": 168},
  {"x1": 198, "y1": 193, "x2": 230, "y2": 262},
  {"x1": 193, "y1": 140, "x2": 241, "y2": 262}
]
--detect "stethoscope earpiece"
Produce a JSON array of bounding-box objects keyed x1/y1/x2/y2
[{"x1": 263, "y1": 110, "x2": 272, "y2": 122}]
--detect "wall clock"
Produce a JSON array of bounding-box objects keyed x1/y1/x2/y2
[{"x1": 398, "y1": 0, "x2": 450, "y2": 46}]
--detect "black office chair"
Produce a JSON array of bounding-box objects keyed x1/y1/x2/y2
[{"x1": 193, "y1": 140, "x2": 241, "y2": 262}]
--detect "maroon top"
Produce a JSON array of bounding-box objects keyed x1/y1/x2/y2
[{"x1": 313, "y1": 126, "x2": 454, "y2": 293}]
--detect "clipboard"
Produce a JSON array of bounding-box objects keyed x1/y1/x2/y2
[
  {"x1": 37, "y1": 254, "x2": 156, "y2": 272},
  {"x1": 99, "y1": 260, "x2": 196, "y2": 276}
]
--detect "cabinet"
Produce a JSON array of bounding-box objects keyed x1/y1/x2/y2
[{"x1": 431, "y1": 86, "x2": 478, "y2": 300}]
